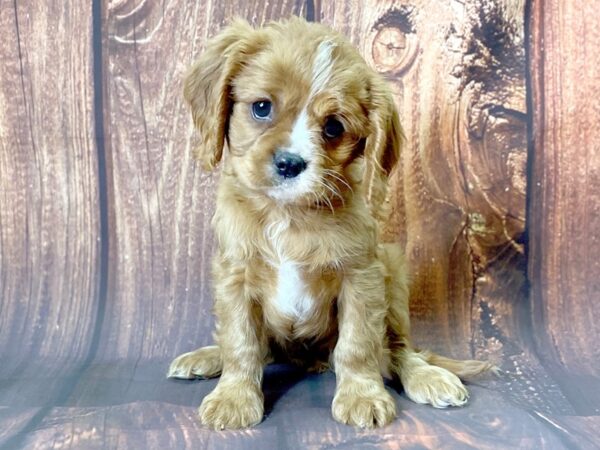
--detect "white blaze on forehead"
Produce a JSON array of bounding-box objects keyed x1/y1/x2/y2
[
  {"x1": 310, "y1": 40, "x2": 335, "y2": 97},
  {"x1": 288, "y1": 39, "x2": 336, "y2": 158},
  {"x1": 266, "y1": 41, "x2": 336, "y2": 202},
  {"x1": 289, "y1": 108, "x2": 313, "y2": 159},
  {"x1": 267, "y1": 110, "x2": 316, "y2": 201}
]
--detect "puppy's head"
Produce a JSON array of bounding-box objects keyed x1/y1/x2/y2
[{"x1": 185, "y1": 18, "x2": 401, "y2": 209}]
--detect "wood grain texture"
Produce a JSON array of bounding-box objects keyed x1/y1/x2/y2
[
  {"x1": 528, "y1": 0, "x2": 600, "y2": 372},
  {"x1": 0, "y1": 407, "x2": 40, "y2": 447},
  {"x1": 0, "y1": 0, "x2": 100, "y2": 360},
  {"x1": 99, "y1": 0, "x2": 306, "y2": 360},
  {"x1": 11, "y1": 364, "x2": 586, "y2": 450},
  {"x1": 99, "y1": 0, "x2": 530, "y2": 367},
  {"x1": 544, "y1": 415, "x2": 600, "y2": 449},
  {"x1": 528, "y1": 0, "x2": 600, "y2": 414},
  {"x1": 320, "y1": 0, "x2": 528, "y2": 363},
  {"x1": 1, "y1": 0, "x2": 600, "y2": 448}
]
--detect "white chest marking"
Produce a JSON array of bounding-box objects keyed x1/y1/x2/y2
[{"x1": 274, "y1": 261, "x2": 314, "y2": 321}]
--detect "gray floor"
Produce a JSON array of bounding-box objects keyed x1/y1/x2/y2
[{"x1": 2, "y1": 345, "x2": 597, "y2": 449}]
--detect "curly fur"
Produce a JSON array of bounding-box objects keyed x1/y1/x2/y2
[{"x1": 168, "y1": 17, "x2": 493, "y2": 430}]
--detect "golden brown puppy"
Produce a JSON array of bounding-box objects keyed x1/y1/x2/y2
[{"x1": 168, "y1": 17, "x2": 493, "y2": 430}]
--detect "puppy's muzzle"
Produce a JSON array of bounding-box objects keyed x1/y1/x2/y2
[{"x1": 273, "y1": 151, "x2": 307, "y2": 179}]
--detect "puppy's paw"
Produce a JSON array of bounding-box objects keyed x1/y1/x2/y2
[
  {"x1": 167, "y1": 345, "x2": 222, "y2": 379},
  {"x1": 402, "y1": 365, "x2": 469, "y2": 408},
  {"x1": 199, "y1": 382, "x2": 264, "y2": 430},
  {"x1": 332, "y1": 385, "x2": 396, "y2": 428}
]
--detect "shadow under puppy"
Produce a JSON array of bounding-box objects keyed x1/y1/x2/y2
[{"x1": 168, "y1": 17, "x2": 493, "y2": 429}]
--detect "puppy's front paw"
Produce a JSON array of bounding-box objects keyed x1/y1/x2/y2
[
  {"x1": 332, "y1": 385, "x2": 396, "y2": 428},
  {"x1": 402, "y1": 365, "x2": 468, "y2": 408},
  {"x1": 199, "y1": 382, "x2": 264, "y2": 430},
  {"x1": 167, "y1": 345, "x2": 222, "y2": 379}
]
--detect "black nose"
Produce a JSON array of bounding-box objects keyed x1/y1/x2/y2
[{"x1": 273, "y1": 151, "x2": 307, "y2": 179}]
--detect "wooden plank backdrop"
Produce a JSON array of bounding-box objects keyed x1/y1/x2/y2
[
  {"x1": 322, "y1": 0, "x2": 529, "y2": 357},
  {"x1": 95, "y1": 0, "x2": 532, "y2": 364},
  {"x1": 0, "y1": 0, "x2": 598, "y2": 447},
  {"x1": 0, "y1": 2, "x2": 103, "y2": 446},
  {"x1": 0, "y1": 0, "x2": 100, "y2": 362},
  {"x1": 97, "y1": 0, "x2": 307, "y2": 361},
  {"x1": 528, "y1": 0, "x2": 600, "y2": 414}
]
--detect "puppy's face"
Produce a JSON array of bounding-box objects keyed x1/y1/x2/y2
[{"x1": 185, "y1": 18, "x2": 401, "y2": 208}]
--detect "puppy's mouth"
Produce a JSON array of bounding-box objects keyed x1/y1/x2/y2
[{"x1": 266, "y1": 178, "x2": 344, "y2": 211}]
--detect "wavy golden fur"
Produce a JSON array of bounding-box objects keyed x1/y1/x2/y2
[{"x1": 168, "y1": 17, "x2": 493, "y2": 429}]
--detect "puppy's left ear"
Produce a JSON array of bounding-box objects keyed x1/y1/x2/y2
[
  {"x1": 364, "y1": 81, "x2": 403, "y2": 178},
  {"x1": 362, "y1": 80, "x2": 403, "y2": 218}
]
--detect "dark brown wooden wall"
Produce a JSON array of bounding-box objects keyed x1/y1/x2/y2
[
  {"x1": 528, "y1": 0, "x2": 600, "y2": 413},
  {"x1": 0, "y1": 0, "x2": 597, "y2": 414}
]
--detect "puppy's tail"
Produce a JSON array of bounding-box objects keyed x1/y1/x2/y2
[{"x1": 418, "y1": 349, "x2": 499, "y2": 379}]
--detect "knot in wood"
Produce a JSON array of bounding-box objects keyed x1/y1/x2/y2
[{"x1": 372, "y1": 27, "x2": 407, "y2": 72}]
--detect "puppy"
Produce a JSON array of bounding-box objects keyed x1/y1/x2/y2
[{"x1": 168, "y1": 17, "x2": 492, "y2": 429}]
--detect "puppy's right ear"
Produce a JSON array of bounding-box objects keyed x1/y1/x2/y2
[{"x1": 184, "y1": 20, "x2": 262, "y2": 170}]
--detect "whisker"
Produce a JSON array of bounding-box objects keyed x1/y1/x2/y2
[
  {"x1": 311, "y1": 191, "x2": 322, "y2": 209},
  {"x1": 321, "y1": 165, "x2": 352, "y2": 188},
  {"x1": 317, "y1": 178, "x2": 345, "y2": 210},
  {"x1": 311, "y1": 190, "x2": 330, "y2": 214},
  {"x1": 314, "y1": 180, "x2": 337, "y2": 213},
  {"x1": 323, "y1": 169, "x2": 353, "y2": 194},
  {"x1": 321, "y1": 188, "x2": 336, "y2": 214}
]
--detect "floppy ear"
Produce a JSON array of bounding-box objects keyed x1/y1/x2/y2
[
  {"x1": 363, "y1": 81, "x2": 403, "y2": 218},
  {"x1": 184, "y1": 20, "x2": 262, "y2": 170},
  {"x1": 364, "y1": 82, "x2": 402, "y2": 178}
]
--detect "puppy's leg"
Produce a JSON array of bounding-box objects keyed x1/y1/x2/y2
[
  {"x1": 381, "y1": 244, "x2": 488, "y2": 408},
  {"x1": 392, "y1": 346, "x2": 469, "y2": 408},
  {"x1": 167, "y1": 345, "x2": 222, "y2": 379},
  {"x1": 198, "y1": 257, "x2": 268, "y2": 429},
  {"x1": 332, "y1": 261, "x2": 396, "y2": 428},
  {"x1": 387, "y1": 306, "x2": 470, "y2": 407}
]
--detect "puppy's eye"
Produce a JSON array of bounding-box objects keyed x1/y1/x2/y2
[
  {"x1": 252, "y1": 100, "x2": 272, "y2": 120},
  {"x1": 323, "y1": 117, "x2": 344, "y2": 139}
]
